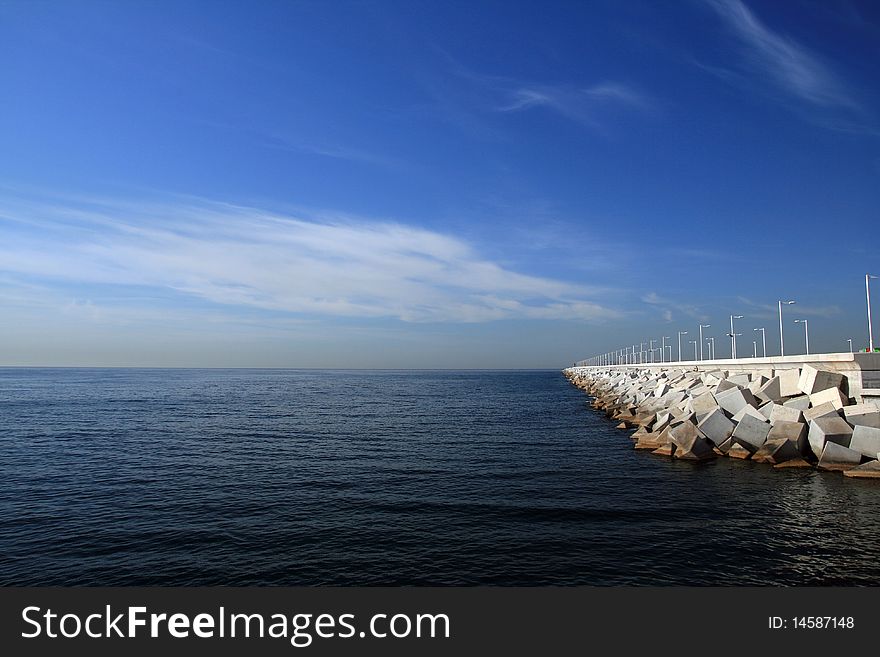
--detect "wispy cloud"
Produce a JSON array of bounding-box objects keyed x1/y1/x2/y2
[
  {"x1": 736, "y1": 296, "x2": 841, "y2": 320},
  {"x1": 263, "y1": 134, "x2": 401, "y2": 168},
  {"x1": 421, "y1": 53, "x2": 652, "y2": 134},
  {"x1": 495, "y1": 81, "x2": 648, "y2": 126},
  {"x1": 0, "y1": 193, "x2": 620, "y2": 324},
  {"x1": 641, "y1": 291, "x2": 709, "y2": 322},
  {"x1": 704, "y1": 0, "x2": 859, "y2": 111},
  {"x1": 706, "y1": 0, "x2": 859, "y2": 109}
]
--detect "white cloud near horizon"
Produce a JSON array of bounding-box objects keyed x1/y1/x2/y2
[{"x1": 0, "y1": 195, "x2": 620, "y2": 324}]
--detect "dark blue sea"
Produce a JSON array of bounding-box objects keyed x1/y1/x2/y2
[{"x1": 1, "y1": 368, "x2": 879, "y2": 586}]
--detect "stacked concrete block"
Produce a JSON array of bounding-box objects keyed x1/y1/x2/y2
[
  {"x1": 769, "y1": 404, "x2": 804, "y2": 425},
  {"x1": 767, "y1": 420, "x2": 809, "y2": 457},
  {"x1": 807, "y1": 415, "x2": 854, "y2": 458},
  {"x1": 849, "y1": 425, "x2": 880, "y2": 459},
  {"x1": 803, "y1": 402, "x2": 839, "y2": 423},
  {"x1": 808, "y1": 387, "x2": 849, "y2": 411},
  {"x1": 563, "y1": 361, "x2": 878, "y2": 481},
  {"x1": 697, "y1": 408, "x2": 735, "y2": 447},
  {"x1": 669, "y1": 421, "x2": 715, "y2": 460},
  {"x1": 798, "y1": 365, "x2": 845, "y2": 396},
  {"x1": 731, "y1": 414, "x2": 770, "y2": 452},
  {"x1": 715, "y1": 387, "x2": 758, "y2": 417},
  {"x1": 755, "y1": 376, "x2": 783, "y2": 403},
  {"x1": 732, "y1": 404, "x2": 767, "y2": 423},
  {"x1": 843, "y1": 404, "x2": 880, "y2": 429},
  {"x1": 783, "y1": 395, "x2": 810, "y2": 411},
  {"x1": 777, "y1": 368, "x2": 802, "y2": 398},
  {"x1": 691, "y1": 392, "x2": 719, "y2": 419},
  {"x1": 818, "y1": 441, "x2": 862, "y2": 471},
  {"x1": 715, "y1": 378, "x2": 737, "y2": 394},
  {"x1": 752, "y1": 438, "x2": 801, "y2": 465},
  {"x1": 843, "y1": 461, "x2": 880, "y2": 479}
]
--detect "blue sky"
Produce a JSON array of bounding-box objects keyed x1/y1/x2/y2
[{"x1": 1, "y1": 0, "x2": 879, "y2": 367}]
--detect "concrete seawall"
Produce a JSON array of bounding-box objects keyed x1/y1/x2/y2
[{"x1": 564, "y1": 352, "x2": 880, "y2": 479}]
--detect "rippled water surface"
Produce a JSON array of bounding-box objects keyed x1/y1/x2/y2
[{"x1": 1, "y1": 368, "x2": 879, "y2": 586}]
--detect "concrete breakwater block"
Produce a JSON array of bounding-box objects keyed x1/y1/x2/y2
[
  {"x1": 767, "y1": 420, "x2": 809, "y2": 457},
  {"x1": 635, "y1": 430, "x2": 669, "y2": 450},
  {"x1": 849, "y1": 425, "x2": 880, "y2": 459},
  {"x1": 731, "y1": 414, "x2": 770, "y2": 452},
  {"x1": 691, "y1": 392, "x2": 719, "y2": 419},
  {"x1": 783, "y1": 395, "x2": 811, "y2": 411},
  {"x1": 843, "y1": 404, "x2": 880, "y2": 429},
  {"x1": 777, "y1": 368, "x2": 802, "y2": 398},
  {"x1": 818, "y1": 441, "x2": 863, "y2": 471},
  {"x1": 807, "y1": 415, "x2": 854, "y2": 457},
  {"x1": 769, "y1": 404, "x2": 804, "y2": 425},
  {"x1": 732, "y1": 404, "x2": 766, "y2": 423},
  {"x1": 669, "y1": 422, "x2": 716, "y2": 460},
  {"x1": 798, "y1": 364, "x2": 846, "y2": 396},
  {"x1": 697, "y1": 408, "x2": 735, "y2": 446},
  {"x1": 808, "y1": 387, "x2": 849, "y2": 411},
  {"x1": 756, "y1": 376, "x2": 782, "y2": 403},
  {"x1": 752, "y1": 438, "x2": 801, "y2": 465},
  {"x1": 758, "y1": 401, "x2": 775, "y2": 420},
  {"x1": 843, "y1": 460, "x2": 880, "y2": 479},
  {"x1": 803, "y1": 402, "x2": 839, "y2": 423},
  {"x1": 563, "y1": 365, "x2": 876, "y2": 480},
  {"x1": 715, "y1": 379, "x2": 737, "y2": 394},
  {"x1": 715, "y1": 387, "x2": 758, "y2": 416}
]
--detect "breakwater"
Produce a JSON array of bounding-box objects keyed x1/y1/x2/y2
[{"x1": 564, "y1": 354, "x2": 880, "y2": 479}]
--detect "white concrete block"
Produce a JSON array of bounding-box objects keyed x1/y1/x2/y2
[
  {"x1": 849, "y1": 425, "x2": 880, "y2": 459},
  {"x1": 770, "y1": 404, "x2": 804, "y2": 425},
  {"x1": 697, "y1": 408, "x2": 735, "y2": 446},
  {"x1": 807, "y1": 415, "x2": 854, "y2": 458},
  {"x1": 798, "y1": 364, "x2": 845, "y2": 395},
  {"x1": 803, "y1": 401, "x2": 839, "y2": 423},
  {"x1": 732, "y1": 404, "x2": 766, "y2": 423},
  {"x1": 843, "y1": 404, "x2": 880, "y2": 429},
  {"x1": 715, "y1": 387, "x2": 758, "y2": 417},
  {"x1": 732, "y1": 414, "x2": 770, "y2": 451},
  {"x1": 782, "y1": 395, "x2": 810, "y2": 411},
  {"x1": 777, "y1": 368, "x2": 802, "y2": 398},
  {"x1": 808, "y1": 387, "x2": 849, "y2": 410},
  {"x1": 818, "y1": 441, "x2": 862, "y2": 471}
]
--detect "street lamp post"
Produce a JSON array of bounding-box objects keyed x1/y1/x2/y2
[
  {"x1": 794, "y1": 319, "x2": 809, "y2": 355},
  {"x1": 778, "y1": 300, "x2": 796, "y2": 356},
  {"x1": 847, "y1": 338, "x2": 853, "y2": 353},
  {"x1": 753, "y1": 340, "x2": 757, "y2": 358},
  {"x1": 729, "y1": 314, "x2": 743, "y2": 358},
  {"x1": 868, "y1": 274, "x2": 878, "y2": 352},
  {"x1": 707, "y1": 336, "x2": 715, "y2": 360},
  {"x1": 661, "y1": 336, "x2": 670, "y2": 363},
  {"x1": 699, "y1": 324, "x2": 710, "y2": 361},
  {"x1": 754, "y1": 327, "x2": 766, "y2": 358},
  {"x1": 689, "y1": 339, "x2": 697, "y2": 361}
]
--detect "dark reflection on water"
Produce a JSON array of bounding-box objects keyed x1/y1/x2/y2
[{"x1": 1, "y1": 368, "x2": 878, "y2": 586}]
